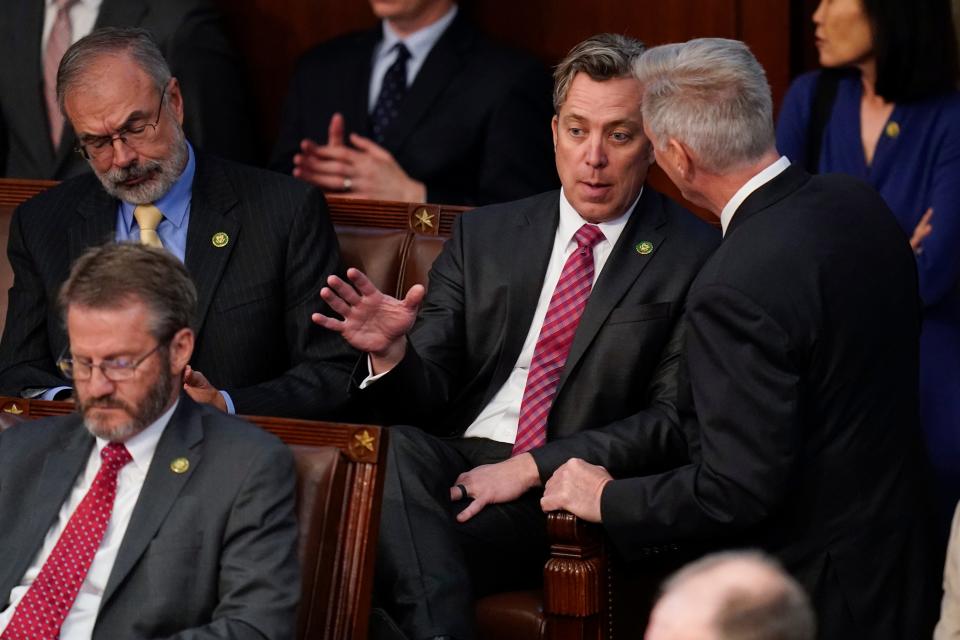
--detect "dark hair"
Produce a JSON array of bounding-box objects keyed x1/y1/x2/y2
[
  {"x1": 864, "y1": 0, "x2": 959, "y2": 102},
  {"x1": 59, "y1": 243, "x2": 197, "y2": 343},
  {"x1": 552, "y1": 33, "x2": 646, "y2": 113}
]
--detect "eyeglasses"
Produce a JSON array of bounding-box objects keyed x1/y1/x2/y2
[
  {"x1": 57, "y1": 342, "x2": 165, "y2": 382},
  {"x1": 75, "y1": 85, "x2": 167, "y2": 161}
]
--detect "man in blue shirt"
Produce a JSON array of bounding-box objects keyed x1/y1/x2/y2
[{"x1": 0, "y1": 27, "x2": 357, "y2": 420}]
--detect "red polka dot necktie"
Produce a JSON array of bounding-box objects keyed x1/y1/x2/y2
[
  {"x1": 513, "y1": 223, "x2": 605, "y2": 455},
  {"x1": 1, "y1": 442, "x2": 132, "y2": 640}
]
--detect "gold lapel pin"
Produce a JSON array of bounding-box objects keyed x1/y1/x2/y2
[
  {"x1": 885, "y1": 121, "x2": 900, "y2": 138},
  {"x1": 170, "y1": 457, "x2": 190, "y2": 474},
  {"x1": 211, "y1": 232, "x2": 229, "y2": 248},
  {"x1": 635, "y1": 241, "x2": 654, "y2": 255}
]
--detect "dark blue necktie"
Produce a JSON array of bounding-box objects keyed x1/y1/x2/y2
[{"x1": 371, "y1": 43, "x2": 411, "y2": 144}]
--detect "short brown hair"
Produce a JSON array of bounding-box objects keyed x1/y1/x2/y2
[
  {"x1": 552, "y1": 33, "x2": 646, "y2": 113},
  {"x1": 59, "y1": 243, "x2": 197, "y2": 343}
]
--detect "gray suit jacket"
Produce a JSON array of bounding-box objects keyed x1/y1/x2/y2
[
  {"x1": 0, "y1": 0, "x2": 258, "y2": 179},
  {"x1": 359, "y1": 188, "x2": 719, "y2": 480},
  {"x1": 0, "y1": 153, "x2": 359, "y2": 419},
  {"x1": 0, "y1": 394, "x2": 299, "y2": 639}
]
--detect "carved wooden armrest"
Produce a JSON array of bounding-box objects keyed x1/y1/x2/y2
[{"x1": 543, "y1": 510, "x2": 607, "y2": 639}]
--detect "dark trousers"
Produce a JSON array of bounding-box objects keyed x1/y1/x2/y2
[{"x1": 375, "y1": 425, "x2": 547, "y2": 640}]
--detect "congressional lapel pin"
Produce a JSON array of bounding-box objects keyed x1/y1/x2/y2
[
  {"x1": 170, "y1": 457, "x2": 190, "y2": 474},
  {"x1": 211, "y1": 232, "x2": 229, "y2": 248},
  {"x1": 635, "y1": 241, "x2": 654, "y2": 255},
  {"x1": 885, "y1": 121, "x2": 900, "y2": 138}
]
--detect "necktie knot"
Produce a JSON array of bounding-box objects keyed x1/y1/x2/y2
[
  {"x1": 133, "y1": 203, "x2": 165, "y2": 248},
  {"x1": 393, "y1": 42, "x2": 411, "y2": 63},
  {"x1": 574, "y1": 224, "x2": 605, "y2": 252},
  {"x1": 54, "y1": 0, "x2": 78, "y2": 12},
  {"x1": 101, "y1": 442, "x2": 132, "y2": 470}
]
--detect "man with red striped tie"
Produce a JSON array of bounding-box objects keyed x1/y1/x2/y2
[{"x1": 313, "y1": 34, "x2": 719, "y2": 640}]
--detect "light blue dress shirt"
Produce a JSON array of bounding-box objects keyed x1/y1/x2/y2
[{"x1": 367, "y1": 4, "x2": 458, "y2": 112}]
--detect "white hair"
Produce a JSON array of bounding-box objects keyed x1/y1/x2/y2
[{"x1": 634, "y1": 38, "x2": 775, "y2": 173}]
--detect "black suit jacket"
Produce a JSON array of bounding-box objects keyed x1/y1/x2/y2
[
  {"x1": 270, "y1": 12, "x2": 558, "y2": 206},
  {"x1": 0, "y1": 0, "x2": 259, "y2": 179},
  {"x1": 361, "y1": 188, "x2": 719, "y2": 480},
  {"x1": 0, "y1": 394, "x2": 299, "y2": 639},
  {"x1": 0, "y1": 153, "x2": 358, "y2": 419},
  {"x1": 601, "y1": 166, "x2": 939, "y2": 638}
]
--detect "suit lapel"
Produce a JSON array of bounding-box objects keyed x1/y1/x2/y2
[
  {"x1": 726, "y1": 164, "x2": 810, "y2": 238},
  {"x1": 10, "y1": 0, "x2": 55, "y2": 175},
  {"x1": 11, "y1": 422, "x2": 95, "y2": 589},
  {"x1": 383, "y1": 14, "x2": 473, "y2": 151},
  {"x1": 183, "y1": 155, "x2": 240, "y2": 335},
  {"x1": 346, "y1": 27, "x2": 381, "y2": 137},
  {"x1": 555, "y1": 189, "x2": 667, "y2": 395},
  {"x1": 69, "y1": 187, "x2": 120, "y2": 262},
  {"x1": 101, "y1": 397, "x2": 203, "y2": 607},
  {"x1": 480, "y1": 195, "x2": 559, "y2": 408}
]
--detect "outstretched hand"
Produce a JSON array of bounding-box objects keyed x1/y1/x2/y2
[{"x1": 312, "y1": 267, "x2": 425, "y2": 372}]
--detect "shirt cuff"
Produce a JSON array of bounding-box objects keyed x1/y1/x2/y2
[
  {"x1": 358, "y1": 354, "x2": 392, "y2": 389},
  {"x1": 220, "y1": 390, "x2": 236, "y2": 414},
  {"x1": 40, "y1": 386, "x2": 72, "y2": 401}
]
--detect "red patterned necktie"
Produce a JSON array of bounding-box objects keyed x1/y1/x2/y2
[
  {"x1": 43, "y1": 0, "x2": 79, "y2": 151},
  {"x1": 513, "y1": 223, "x2": 605, "y2": 455},
  {"x1": 1, "y1": 442, "x2": 132, "y2": 640}
]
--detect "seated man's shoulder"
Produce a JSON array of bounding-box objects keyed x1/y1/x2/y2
[
  {"x1": 0, "y1": 414, "x2": 77, "y2": 452},
  {"x1": 195, "y1": 403, "x2": 289, "y2": 452},
  {"x1": 198, "y1": 153, "x2": 318, "y2": 207},
  {"x1": 649, "y1": 188, "x2": 721, "y2": 253},
  {"x1": 17, "y1": 173, "x2": 102, "y2": 218}
]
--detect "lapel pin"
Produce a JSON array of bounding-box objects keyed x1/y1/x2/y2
[
  {"x1": 635, "y1": 241, "x2": 654, "y2": 255},
  {"x1": 885, "y1": 121, "x2": 900, "y2": 138},
  {"x1": 170, "y1": 457, "x2": 190, "y2": 474},
  {"x1": 211, "y1": 232, "x2": 229, "y2": 248}
]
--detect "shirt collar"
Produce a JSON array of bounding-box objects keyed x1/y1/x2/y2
[
  {"x1": 379, "y1": 3, "x2": 458, "y2": 64},
  {"x1": 557, "y1": 187, "x2": 640, "y2": 250},
  {"x1": 119, "y1": 141, "x2": 195, "y2": 233},
  {"x1": 47, "y1": 0, "x2": 102, "y2": 9},
  {"x1": 95, "y1": 398, "x2": 178, "y2": 474},
  {"x1": 720, "y1": 156, "x2": 790, "y2": 236}
]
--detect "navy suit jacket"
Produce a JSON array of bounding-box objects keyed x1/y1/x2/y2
[
  {"x1": 0, "y1": 395, "x2": 299, "y2": 639},
  {"x1": 270, "y1": 12, "x2": 558, "y2": 206},
  {"x1": 0, "y1": 153, "x2": 358, "y2": 419}
]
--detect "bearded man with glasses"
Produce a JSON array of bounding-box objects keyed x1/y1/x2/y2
[
  {"x1": 0, "y1": 242, "x2": 299, "y2": 639},
  {"x1": 0, "y1": 27, "x2": 359, "y2": 421}
]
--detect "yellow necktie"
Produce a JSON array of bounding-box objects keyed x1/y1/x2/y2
[{"x1": 133, "y1": 204, "x2": 164, "y2": 248}]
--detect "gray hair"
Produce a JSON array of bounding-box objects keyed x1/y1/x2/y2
[
  {"x1": 57, "y1": 27, "x2": 172, "y2": 116},
  {"x1": 59, "y1": 243, "x2": 197, "y2": 344},
  {"x1": 553, "y1": 33, "x2": 646, "y2": 113},
  {"x1": 661, "y1": 550, "x2": 815, "y2": 640},
  {"x1": 634, "y1": 38, "x2": 774, "y2": 173}
]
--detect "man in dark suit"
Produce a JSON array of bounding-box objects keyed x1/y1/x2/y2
[
  {"x1": 0, "y1": 242, "x2": 298, "y2": 639},
  {"x1": 270, "y1": 0, "x2": 557, "y2": 206},
  {"x1": 0, "y1": 27, "x2": 356, "y2": 419},
  {"x1": 0, "y1": 0, "x2": 258, "y2": 180},
  {"x1": 314, "y1": 34, "x2": 719, "y2": 640},
  {"x1": 542, "y1": 38, "x2": 941, "y2": 639}
]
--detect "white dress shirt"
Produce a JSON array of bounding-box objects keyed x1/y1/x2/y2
[
  {"x1": 362, "y1": 188, "x2": 641, "y2": 443},
  {"x1": 0, "y1": 400, "x2": 177, "y2": 638},
  {"x1": 41, "y1": 0, "x2": 103, "y2": 53},
  {"x1": 720, "y1": 156, "x2": 791, "y2": 236},
  {"x1": 367, "y1": 4, "x2": 458, "y2": 112}
]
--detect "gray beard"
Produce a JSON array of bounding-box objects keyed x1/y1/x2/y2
[
  {"x1": 79, "y1": 364, "x2": 175, "y2": 442},
  {"x1": 92, "y1": 122, "x2": 188, "y2": 205}
]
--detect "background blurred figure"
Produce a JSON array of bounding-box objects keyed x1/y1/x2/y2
[
  {"x1": 645, "y1": 551, "x2": 815, "y2": 640},
  {"x1": 776, "y1": 0, "x2": 960, "y2": 529},
  {"x1": 937, "y1": 501, "x2": 960, "y2": 638},
  {"x1": 270, "y1": 0, "x2": 558, "y2": 205},
  {"x1": 0, "y1": 0, "x2": 259, "y2": 179}
]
